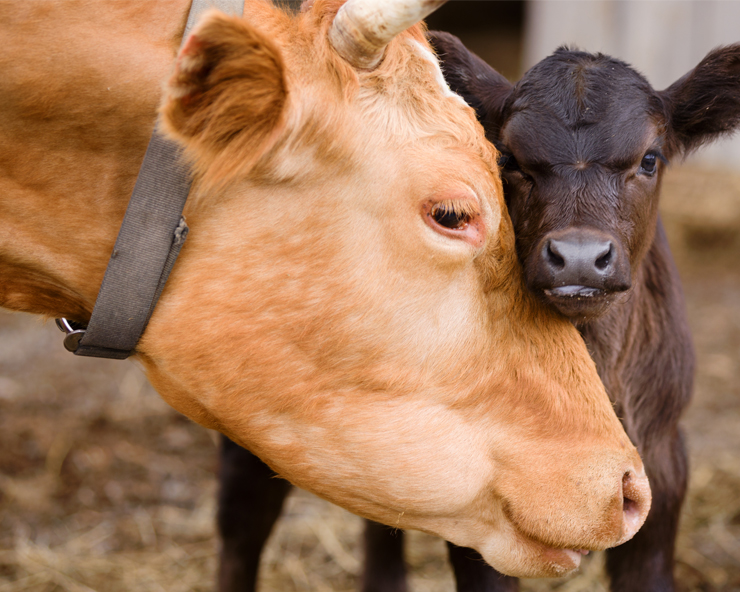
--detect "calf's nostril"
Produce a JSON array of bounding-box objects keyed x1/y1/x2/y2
[
  {"x1": 595, "y1": 244, "x2": 613, "y2": 271},
  {"x1": 545, "y1": 241, "x2": 565, "y2": 269}
]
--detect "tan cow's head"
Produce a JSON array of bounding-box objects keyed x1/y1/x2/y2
[{"x1": 141, "y1": 0, "x2": 649, "y2": 577}]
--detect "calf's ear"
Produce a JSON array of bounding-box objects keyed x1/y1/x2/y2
[
  {"x1": 428, "y1": 31, "x2": 513, "y2": 141},
  {"x1": 661, "y1": 44, "x2": 740, "y2": 156},
  {"x1": 160, "y1": 11, "x2": 287, "y2": 183}
]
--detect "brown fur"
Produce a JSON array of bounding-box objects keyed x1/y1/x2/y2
[{"x1": 0, "y1": 0, "x2": 651, "y2": 578}]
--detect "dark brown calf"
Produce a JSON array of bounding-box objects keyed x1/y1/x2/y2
[{"x1": 214, "y1": 40, "x2": 740, "y2": 592}]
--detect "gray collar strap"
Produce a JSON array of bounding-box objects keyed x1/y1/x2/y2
[{"x1": 56, "y1": 0, "x2": 244, "y2": 359}]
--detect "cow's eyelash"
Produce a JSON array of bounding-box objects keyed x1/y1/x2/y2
[{"x1": 430, "y1": 199, "x2": 479, "y2": 219}]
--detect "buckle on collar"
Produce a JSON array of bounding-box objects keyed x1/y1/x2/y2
[{"x1": 55, "y1": 318, "x2": 87, "y2": 353}]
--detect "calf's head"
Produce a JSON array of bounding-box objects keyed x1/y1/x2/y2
[
  {"x1": 92, "y1": 1, "x2": 649, "y2": 576},
  {"x1": 432, "y1": 33, "x2": 740, "y2": 322}
]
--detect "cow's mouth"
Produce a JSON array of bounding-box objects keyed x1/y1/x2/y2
[
  {"x1": 501, "y1": 509, "x2": 595, "y2": 576},
  {"x1": 515, "y1": 530, "x2": 592, "y2": 576},
  {"x1": 542, "y1": 285, "x2": 616, "y2": 319},
  {"x1": 541, "y1": 546, "x2": 590, "y2": 570}
]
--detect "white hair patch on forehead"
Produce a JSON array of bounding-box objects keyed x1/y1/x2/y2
[{"x1": 408, "y1": 39, "x2": 469, "y2": 108}]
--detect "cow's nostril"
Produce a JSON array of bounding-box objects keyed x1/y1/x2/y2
[
  {"x1": 545, "y1": 241, "x2": 565, "y2": 269},
  {"x1": 595, "y1": 244, "x2": 613, "y2": 271},
  {"x1": 622, "y1": 471, "x2": 641, "y2": 524},
  {"x1": 619, "y1": 469, "x2": 651, "y2": 544},
  {"x1": 623, "y1": 496, "x2": 637, "y2": 516}
]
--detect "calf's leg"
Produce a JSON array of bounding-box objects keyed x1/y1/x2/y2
[
  {"x1": 605, "y1": 432, "x2": 688, "y2": 592},
  {"x1": 447, "y1": 543, "x2": 519, "y2": 592},
  {"x1": 361, "y1": 520, "x2": 408, "y2": 592},
  {"x1": 217, "y1": 435, "x2": 292, "y2": 592}
]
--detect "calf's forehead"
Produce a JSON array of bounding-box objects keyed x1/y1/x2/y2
[
  {"x1": 502, "y1": 110, "x2": 661, "y2": 170},
  {"x1": 502, "y1": 54, "x2": 665, "y2": 166}
]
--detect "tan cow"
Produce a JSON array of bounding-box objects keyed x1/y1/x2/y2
[{"x1": 0, "y1": 0, "x2": 650, "y2": 578}]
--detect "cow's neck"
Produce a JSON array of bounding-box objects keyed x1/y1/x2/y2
[
  {"x1": 0, "y1": 0, "x2": 189, "y2": 319},
  {"x1": 0, "y1": 135, "x2": 145, "y2": 319}
]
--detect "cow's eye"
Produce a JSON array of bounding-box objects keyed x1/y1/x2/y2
[
  {"x1": 639, "y1": 153, "x2": 658, "y2": 175},
  {"x1": 423, "y1": 196, "x2": 485, "y2": 248},
  {"x1": 430, "y1": 202, "x2": 471, "y2": 230}
]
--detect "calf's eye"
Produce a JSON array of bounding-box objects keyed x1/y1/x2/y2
[
  {"x1": 498, "y1": 153, "x2": 521, "y2": 173},
  {"x1": 639, "y1": 153, "x2": 657, "y2": 175}
]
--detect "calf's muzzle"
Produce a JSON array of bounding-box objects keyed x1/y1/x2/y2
[{"x1": 529, "y1": 227, "x2": 631, "y2": 318}]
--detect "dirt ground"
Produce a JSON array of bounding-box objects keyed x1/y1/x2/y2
[{"x1": 0, "y1": 164, "x2": 739, "y2": 592}]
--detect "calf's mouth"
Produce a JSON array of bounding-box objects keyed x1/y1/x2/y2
[{"x1": 542, "y1": 285, "x2": 622, "y2": 319}]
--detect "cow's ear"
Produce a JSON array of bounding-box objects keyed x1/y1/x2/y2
[
  {"x1": 661, "y1": 44, "x2": 740, "y2": 157},
  {"x1": 428, "y1": 31, "x2": 513, "y2": 142},
  {"x1": 160, "y1": 10, "x2": 287, "y2": 183}
]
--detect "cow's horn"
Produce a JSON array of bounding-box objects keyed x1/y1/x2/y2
[{"x1": 329, "y1": 0, "x2": 447, "y2": 70}]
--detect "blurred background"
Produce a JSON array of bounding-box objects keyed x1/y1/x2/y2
[{"x1": 1, "y1": 2, "x2": 739, "y2": 591}]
